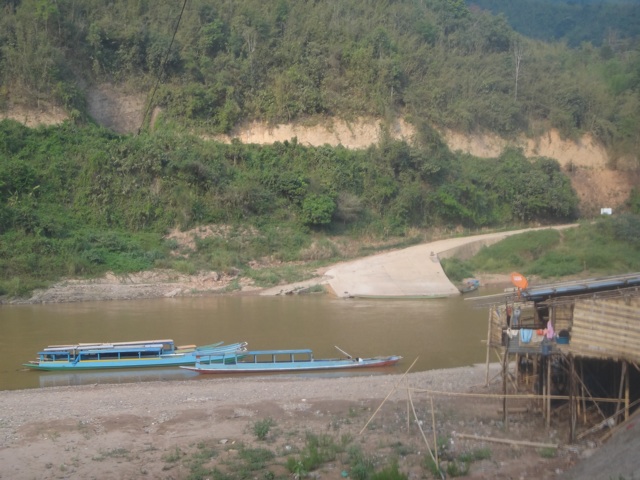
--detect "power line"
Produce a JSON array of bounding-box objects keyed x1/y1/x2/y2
[{"x1": 138, "y1": 0, "x2": 188, "y2": 134}]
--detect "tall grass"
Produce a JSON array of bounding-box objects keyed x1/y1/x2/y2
[{"x1": 443, "y1": 216, "x2": 640, "y2": 281}]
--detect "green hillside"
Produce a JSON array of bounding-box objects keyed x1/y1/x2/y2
[
  {"x1": 1, "y1": 0, "x2": 639, "y2": 150},
  {"x1": 1, "y1": 0, "x2": 639, "y2": 299}
]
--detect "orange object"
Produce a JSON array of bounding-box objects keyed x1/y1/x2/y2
[{"x1": 511, "y1": 272, "x2": 529, "y2": 290}]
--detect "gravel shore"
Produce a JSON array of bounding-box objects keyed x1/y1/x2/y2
[{"x1": 0, "y1": 363, "x2": 588, "y2": 480}]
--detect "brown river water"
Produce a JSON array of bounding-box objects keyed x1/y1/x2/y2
[{"x1": 1, "y1": 292, "x2": 494, "y2": 391}]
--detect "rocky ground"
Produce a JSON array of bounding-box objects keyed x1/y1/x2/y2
[{"x1": 0, "y1": 363, "x2": 602, "y2": 480}]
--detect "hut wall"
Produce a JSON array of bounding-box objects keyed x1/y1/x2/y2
[
  {"x1": 552, "y1": 304, "x2": 573, "y2": 334},
  {"x1": 489, "y1": 306, "x2": 504, "y2": 347},
  {"x1": 569, "y1": 297, "x2": 640, "y2": 363}
]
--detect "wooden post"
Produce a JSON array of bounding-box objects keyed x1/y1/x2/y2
[
  {"x1": 615, "y1": 361, "x2": 627, "y2": 425},
  {"x1": 625, "y1": 361, "x2": 630, "y2": 421},
  {"x1": 580, "y1": 361, "x2": 587, "y2": 424},
  {"x1": 502, "y1": 341, "x2": 509, "y2": 430},
  {"x1": 569, "y1": 355, "x2": 576, "y2": 443},
  {"x1": 546, "y1": 355, "x2": 552, "y2": 428},
  {"x1": 406, "y1": 377, "x2": 410, "y2": 432},
  {"x1": 485, "y1": 308, "x2": 493, "y2": 387}
]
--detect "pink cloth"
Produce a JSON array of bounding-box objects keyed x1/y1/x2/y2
[{"x1": 546, "y1": 319, "x2": 555, "y2": 340}]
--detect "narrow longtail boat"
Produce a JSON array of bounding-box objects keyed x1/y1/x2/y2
[
  {"x1": 181, "y1": 346, "x2": 402, "y2": 374},
  {"x1": 23, "y1": 340, "x2": 248, "y2": 371}
]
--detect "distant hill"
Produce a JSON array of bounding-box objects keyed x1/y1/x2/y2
[
  {"x1": 1, "y1": 0, "x2": 639, "y2": 158},
  {"x1": 468, "y1": 0, "x2": 640, "y2": 47}
]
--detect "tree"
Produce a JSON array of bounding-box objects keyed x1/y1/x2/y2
[
  {"x1": 301, "y1": 194, "x2": 335, "y2": 227},
  {"x1": 513, "y1": 39, "x2": 524, "y2": 101}
]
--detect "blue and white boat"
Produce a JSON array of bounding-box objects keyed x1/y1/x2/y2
[
  {"x1": 181, "y1": 347, "x2": 402, "y2": 374},
  {"x1": 23, "y1": 339, "x2": 248, "y2": 371}
]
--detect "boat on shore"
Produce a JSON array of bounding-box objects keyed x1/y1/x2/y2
[
  {"x1": 458, "y1": 278, "x2": 480, "y2": 293},
  {"x1": 23, "y1": 340, "x2": 248, "y2": 371},
  {"x1": 181, "y1": 347, "x2": 402, "y2": 374}
]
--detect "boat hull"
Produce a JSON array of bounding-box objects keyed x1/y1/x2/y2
[{"x1": 182, "y1": 355, "x2": 402, "y2": 374}]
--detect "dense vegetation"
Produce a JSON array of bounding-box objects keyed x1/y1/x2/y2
[
  {"x1": 0, "y1": 119, "x2": 584, "y2": 296},
  {"x1": 468, "y1": 0, "x2": 640, "y2": 48},
  {"x1": 1, "y1": 0, "x2": 639, "y2": 155}
]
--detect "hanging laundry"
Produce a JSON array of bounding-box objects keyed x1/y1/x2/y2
[
  {"x1": 520, "y1": 329, "x2": 533, "y2": 344},
  {"x1": 512, "y1": 306, "x2": 521, "y2": 327},
  {"x1": 545, "y1": 319, "x2": 555, "y2": 340}
]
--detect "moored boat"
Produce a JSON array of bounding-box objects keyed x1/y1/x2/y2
[
  {"x1": 181, "y1": 347, "x2": 402, "y2": 374},
  {"x1": 23, "y1": 340, "x2": 248, "y2": 371},
  {"x1": 458, "y1": 278, "x2": 480, "y2": 293}
]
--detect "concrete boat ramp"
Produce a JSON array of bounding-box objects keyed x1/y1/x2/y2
[{"x1": 261, "y1": 225, "x2": 577, "y2": 298}]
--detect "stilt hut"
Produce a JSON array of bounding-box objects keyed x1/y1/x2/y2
[{"x1": 481, "y1": 273, "x2": 640, "y2": 442}]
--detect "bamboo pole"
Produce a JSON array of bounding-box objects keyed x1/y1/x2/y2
[
  {"x1": 569, "y1": 355, "x2": 576, "y2": 443},
  {"x1": 625, "y1": 362, "x2": 630, "y2": 421},
  {"x1": 405, "y1": 376, "x2": 410, "y2": 432},
  {"x1": 578, "y1": 397, "x2": 640, "y2": 441},
  {"x1": 546, "y1": 354, "x2": 552, "y2": 428},
  {"x1": 615, "y1": 361, "x2": 627, "y2": 425},
  {"x1": 407, "y1": 389, "x2": 444, "y2": 480},
  {"x1": 599, "y1": 401, "x2": 640, "y2": 443},
  {"x1": 455, "y1": 433, "x2": 557, "y2": 449},
  {"x1": 580, "y1": 361, "x2": 587, "y2": 424},
  {"x1": 485, "y1": 307, "x2": 493, "y2": 386},
  {"x1": 407, "y1": 387, "x2": 625, "y2": 403},
  {"x1": 359, "y1": 356, "x2": 419, "y2": 435},
  {"x1": 430, "y1": 397, "x2": 438, "y2": 467},
  {"x1": 502, "y1": 342, "x2": 509, "y2": 429}
]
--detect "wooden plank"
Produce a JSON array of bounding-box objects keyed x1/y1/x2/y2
[{"x1": 455, "y1": 433, "x2": 557, "y2": 449}]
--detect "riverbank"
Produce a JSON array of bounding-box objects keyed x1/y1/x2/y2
[
  {"x1": 0, "y1": 363, "x2": 588, "y2": 480},
  {"x1": 5, "y1": 225, "x2": 581, "y2": 305}
]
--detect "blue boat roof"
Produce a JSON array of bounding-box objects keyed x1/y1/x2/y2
[
  {"x1": 40, "y1": 345, "x2": 165, "y2": 355},
  {"x1": 520, "y1": 273, "x2": 640, "y2": 303},
  {"x1": 234, "y1": 349, "x2": 313, "y2": 355}
]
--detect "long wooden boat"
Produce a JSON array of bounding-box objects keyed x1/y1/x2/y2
[
  {"x1": 181, "y1": 348, "x2": 402, "y2": 374},
  {"x1": 23, "y1": 340, "x2": 248, "y2": 371}
]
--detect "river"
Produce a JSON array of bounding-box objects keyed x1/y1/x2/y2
[{"x1": 1, "y1": 291, "x2": 494, "y2": 391}]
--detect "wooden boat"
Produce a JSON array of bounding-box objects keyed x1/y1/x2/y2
[
  {"x1": 458, "y1": 278, "x2": 480, "y2": 293},
  {"x1": 181, "y1": 347, "x2": 402, "y2": 374},
  {"x1": 23, "y1": 340, "x2": 248, "y2": 371}
]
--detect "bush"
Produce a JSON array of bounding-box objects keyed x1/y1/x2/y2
[{"x1": 252, "y1": 418, "x2": 275, "y2": 441}]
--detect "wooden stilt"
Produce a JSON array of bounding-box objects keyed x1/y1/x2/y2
[
  {"x1": 502, "y1": 344, "x2": 509, "y2": 430},
  {"x1": 580, "y1": 361, "x2": 587, "y2": 424},
  {"x1": 546, "y1": 355, "x2": 552, "y2": 428},
  {"x1": 615, "y1": 361, "x2": 627, "y2": 425},
  {"x1": 405, "y1": 377, "x2": 410, "y2": 432},
  {"x1": 485, "y1": 308, "x2": 493, "y2": 387},
  {"x1": 625, "y1": 361, "x2": 630, "y2": 421},
  {"x1": 569, "y1": 355, "x2": 576, "y2": 443}
]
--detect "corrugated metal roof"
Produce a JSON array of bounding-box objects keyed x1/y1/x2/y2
[{"x1": 520, "y1": 273, "x2": 640, "y2": 302}]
